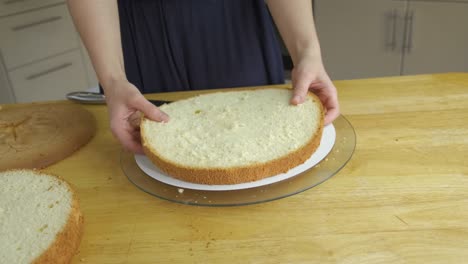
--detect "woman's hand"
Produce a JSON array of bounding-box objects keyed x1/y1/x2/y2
[
  {"x1": 290, "y1": 54, "x2": 340, "y2": 125},
  {"x1": 265, "y1": 0, "x2": 339, "y2": 124},
  {"x1": 104, "y1": 80, "x2": 169, "y2": 153}
]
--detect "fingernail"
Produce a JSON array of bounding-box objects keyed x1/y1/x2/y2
[
  {"x1": 161, "y1": 113, "x2": 170, "y2": 122},
  {"x1": 292, "y1": 95, "x2": 302, "y2": 104}
]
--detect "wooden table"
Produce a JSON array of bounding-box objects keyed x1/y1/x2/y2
[{"x1": 44, "y1": 73, "x2": 468, "y2": 263}]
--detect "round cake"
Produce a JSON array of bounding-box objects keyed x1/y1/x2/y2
[
  {"x1": 0, "y1": 104, "x2": 96, "y2": 170},
  {"x1": 141, "y1": 88, "x2": 324, "y2": 185},
  {"x1": 0, "y1": 170, "x2": 83, "y2": 264}
]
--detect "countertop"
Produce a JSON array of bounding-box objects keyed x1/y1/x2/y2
[{"x1": 39, "y1": 73, "x2": 468, "y2": 263}]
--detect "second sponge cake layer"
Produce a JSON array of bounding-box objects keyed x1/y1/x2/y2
[{"x1": 141, "y1": 88, "x2": 324, "y2": 185}]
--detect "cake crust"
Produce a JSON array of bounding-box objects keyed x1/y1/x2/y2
[
  {"x1": 0, "y1": 104, "x2": 96, "y2": 171},
  {"x1": 141, "y1": 89, "x2": 325, "y2": 185},
  {"x1": 1, "y1": 170, "x2": 84, "y2": 264},
  {"x1": 33, "y1": 176, "x2": 83, "y2": 264}
]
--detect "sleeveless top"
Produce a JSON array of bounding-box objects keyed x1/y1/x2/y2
[{"x1": 117, "y1": 0, "x2": 284, "y2": 93}]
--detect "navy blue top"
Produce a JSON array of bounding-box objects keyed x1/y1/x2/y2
[{"x1": 117, "y1": 0, "x2": 284, "y2": 93}]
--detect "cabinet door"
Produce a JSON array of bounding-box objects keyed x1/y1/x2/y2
[
  {"x1": 315, "y1": 0, "x2": 407, "y2": 80},
  {"x1": 0, "y1": 60, "x2": 15, "y2": 104},
  {"x1": 9, "y1": 50, "x2": 88, "y2": 103},
  {"x1": 0, "y1": 4, "x2": 79, "y2": 69},
  {"x1": 0, "y1": 0, "x2": 64, "y2": 17},
  {"x1": 402, "y1": 1, "x2": 468, "y2": 75}
]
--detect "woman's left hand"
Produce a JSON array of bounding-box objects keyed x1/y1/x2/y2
[{"x1": 290, "y1": 54, "x2": 340, "y2": 125}]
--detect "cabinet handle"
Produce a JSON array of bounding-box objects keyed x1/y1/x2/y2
[
  {"x1": 12, "y1": 16, "x2": 62, "y2": 31},
  {"x1": 385, "y1": 9, "x2": 398, "y2": 51},
  {"x1": 26, "y1": 62, "x2": 72, "y2": 80},
  {"x1": 403, "y1": 11, "x2": 414, "y2": 53},
  {"x1": 4, "y1": 0, "x2": 29, "y2": 4}
]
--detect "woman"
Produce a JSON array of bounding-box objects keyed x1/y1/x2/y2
[{"x1": 67, "y1": 0, "x2": 340, "y2": 153}]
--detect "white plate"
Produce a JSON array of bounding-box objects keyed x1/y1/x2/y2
[{"x1": 135, "y1": 124, "x2": 336, "y2": 191}]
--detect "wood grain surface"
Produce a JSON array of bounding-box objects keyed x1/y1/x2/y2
[{"x1": 20, "y1": 73, "x2": 468, "y2": 263}]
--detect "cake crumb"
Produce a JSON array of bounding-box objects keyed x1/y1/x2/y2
[
  {"x1": 38, "y1": 224, "x2": 48, "y2": 232},
  {"x1": 178, "y1": 188, "x2": 184, "y2": 194}
]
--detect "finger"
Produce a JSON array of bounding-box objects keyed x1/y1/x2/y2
[
  {"x1": 131, "y1": 130, "x2": 142, "y2": 143},
  {"x1": 128, "y1": 111, "x2": 142, "y2": 129},
  {"x1": 324, "y1": 106, "x2": 340, "y2": 125},
  {"x1": 309, "y1": 81, "x2": 326, "y2": 90},
  {"x1": 323, "y1": 91, "x2": 340, "y2": 125},
  {"x1": 120, "y1": 131, "x2": 144, "y2": 154},
  {"x1": 291, "y1": 76, "x2": 311, "y2": 105},
  {"x1": 110, "y1": 122, "x2": 144, "y2": 154},
  {"x1": 125, "y1": 142, "x2": 144, "y2": 154},
  {"x1": 309, "y1": 81, "x2": 340, "y2": 125},
  {"x1": 137, "y1": 98, "x2": 170, "y2": 122},
  {"x1": 126, "y1": 130, "x2": 144, "y2": 153}
]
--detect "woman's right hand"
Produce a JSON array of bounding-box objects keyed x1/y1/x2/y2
[{"x1": 104, "y1": 80, "x2": 169, "y2": 153}]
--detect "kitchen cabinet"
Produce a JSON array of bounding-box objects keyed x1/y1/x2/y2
[
  {"x1": 0, "y1": 1, "x2": 97, "y2": 104},
  {"x1": 0, "y1": 0, "x2": 63, "y2": 17},
  {"x1": 0, "y1": 58, "x2": 14, "y2": 103},
  {"x1": 0, "y1": 4, "x2": 79, "y2": 69},
  {"x1": 79, "y1": 41, "x2": 99, "y2": 91},
  {"x1": 8, "y1": 50, "x2": 88, "y2": 103},
  {"x1": 314, "y1": 0, "x2": 468, "y2": 80},
  {"x1": 314, "y1": 0, "x2": 406, "y2": 80},
  {"x1": 402, "y1": 1, "x2": 468, "y2": 75}
]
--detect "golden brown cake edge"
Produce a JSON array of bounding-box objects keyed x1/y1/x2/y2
[{"x1": 32, "y1": 171, "x2": 84, "y2": 264}]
